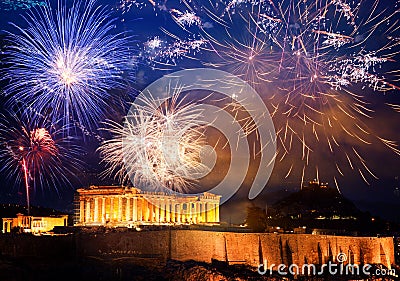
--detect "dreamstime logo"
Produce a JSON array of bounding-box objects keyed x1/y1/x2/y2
[
  {"x1": 258, "y1": 253, "x2": 397, "y2": 277},
  {"x1": 336, "y1": 252, "x2": 347, "y2": 263},
  {"x1": 123, "y1": 68, "x2": 276, "y2": 205}
]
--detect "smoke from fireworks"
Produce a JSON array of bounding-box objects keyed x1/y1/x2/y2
[
  {"x1": 98, "y1": 90, "x2": 208, "y2": 193},
  {"x1": 2, "y1": 0, "x2": 132, "y2": 132}
]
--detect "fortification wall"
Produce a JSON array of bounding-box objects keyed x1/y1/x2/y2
[
  {"x1": 76, "y1": 230, "x2": 395, "y2": 268},
  {"x1": 0, "y1": 231, "x2": 394, "y2": 268}
]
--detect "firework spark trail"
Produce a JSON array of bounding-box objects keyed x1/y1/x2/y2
[
  {"x1": 202, "y1": 14, "x2": 277, "y2": 85},
  {"x1": 118, "y1": 0, "x2": 211, "y2": 68},
  {"x1": 118, "y1": 0, "x2": 168, "y2": 14},
  {"x1": 153, "y1": 0, "x2": 400, "y2": 186},
  {"x1": 142, "y1": 34, "x2": 207, "y2": 68},
  {"x1": 0, "y1": 113, "x2": 81, "y2": 207},
  {"x1": 2, "y1": 0, "x2": 132, "y2": 133},
  {"x1": 171, "y1": 9, "x2": 202, "y2": 27},
  {"x1": 99, "y1": 90, "x2": 208, "y2": 193},
  {"x1": 196, "y1": 0, "x2": 399, "y2": 92},
  {"x1": 118, "y1": 0, "x2": 201, "y2": 29},
  {"x1": 263, "y1": 0, "x2": 399, "y2": 184}
]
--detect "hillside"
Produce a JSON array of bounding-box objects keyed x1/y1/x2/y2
[{"x1": 246, "y1": 180, "x2": 400, "y2": 235}]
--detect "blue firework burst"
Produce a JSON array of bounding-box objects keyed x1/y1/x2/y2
[{"x1": 2, "y1": 0, "x2": 132, "y2": 132}]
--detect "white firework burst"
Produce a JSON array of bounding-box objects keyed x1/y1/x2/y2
[{"x1": 99, "y1": 90, "x2": 208, "y2": 193}]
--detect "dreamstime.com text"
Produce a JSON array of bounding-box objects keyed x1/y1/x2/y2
[{"x1": 257, "y1": 253, "x2": 397, "y2": 277}]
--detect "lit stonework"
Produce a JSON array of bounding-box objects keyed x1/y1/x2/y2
[
  {"x1": 74, "y1": 186, "x2": 221, "y2": 226},
  {"x1": 2, "y1": 213, "x2": 68, "y2": 234}
]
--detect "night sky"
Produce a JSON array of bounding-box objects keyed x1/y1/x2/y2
[{"x1": 0, "y1": 0, "x2": 399, "y2": 224}]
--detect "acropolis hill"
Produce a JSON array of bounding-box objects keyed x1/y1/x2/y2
[
  {"x1": 0, "y1": 184, "x2": 397, "y2": 279},
  {"x1": 0, "y1": 186, "x2": 395, "y2": 276}
]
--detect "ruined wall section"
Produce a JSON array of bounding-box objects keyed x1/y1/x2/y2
[
  {"x1": 76, "y1": 231, "x2": 395, "y2": 268},
  {"x1": 0, "y1": 230, "x2": 394, "y2": 269}
]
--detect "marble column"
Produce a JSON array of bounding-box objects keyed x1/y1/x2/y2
[
  {"x1": 211, "y1": 203, "x2": 216, "y2": 223},
  {"x1": 153, "y1": 199, "x2": 160, "y2": 222},
  {"x1": 141, "y1": 198, "x2": 147, "y2": 221},
  {"x1": 215, "y1": 203, "x2": 219, "y2": 222},
  {"x1": 140, "y1": 198, "x2": 144, "y2": 221},
  {"x1": 117, "y1": 197, "x2": 122, "y2": 222},
  {"x1": 126, "y1": 197, "x2": 131, "y2": 222},
  {"x1": 201, "y1": 203, "x2": 206, "y2": 223},
  {"x1": 79, "y1": 199, "x2": 84, "y2": 223},
  {"x1": 144, "y1": 199, "x2": 149, "y2": 221},
  {"x1": 94, "y1": 197, "x2": 99, "y2": 222},
  {"x1": 188, "y1": 202, "x2": 192, "y2": 223},
  {"x1": 160, "y1": 200, "x2": 165, "y2": 222},
  {"x1": 171, "y1": 204, "x2": 175, "y2": 222},
  {"x1": 101, "y1": 197, "x2": 106, "y2": 224},
  {"x1": 110, "y1": 197, "x2": 114, "y2": 221},
  {"x1": 208, "y1": 203, "x2": 214, "y2": 223},
  {"x1": 85, "y1": 199, "x2": 91, "y2": 223},
  {"x1": 180, "y1": 203, "x2": 184, "y2": 223},
  {"x1": 193, "y1": 202, "x2": 198, "y2": 224},
  {"x1": 166, "y1": 201, "x2": 171, "y2": 222},
  {"x1": 132, "y1": 197, "x2": 137, "y2": 222},
  {"x1": 138, "y1": 198, "x2": 143, "y2": 221},
  {"x1": 148, "y1": 200, "x2": 153, "y2": 222},
  {"x1": 206, "y1": 202, "x2": 211, "y2": 222},
  {"x1": 177, "y1": 204, "x2": 181, "y2": 223},
  {"x1": 151, "y1": 201, "x2": 156, "y2": 222},
  {"x1": 206, "y1": 203, "x2": 211, "y2": 223}
]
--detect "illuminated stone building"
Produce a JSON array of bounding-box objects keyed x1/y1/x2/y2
[
  {"x1": 303, "y1": 179, "x2": 329, "y2": 189},
  {"x1": 74, "y1": 186, "x2": 221, "y2": 226},
  {"x1": 2, "y1": 213, "x2": 68, "y2": 234}
]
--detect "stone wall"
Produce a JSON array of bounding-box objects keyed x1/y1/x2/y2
[
  {"x1": 0, "y1": 231, "x2": 394, "y2": 269},
  {"x1": 76, "y1": 230, "x2": 395, "y2": 268},
  {"x1": 75, "y1": 230, "x2": 170, "y2": 258}
]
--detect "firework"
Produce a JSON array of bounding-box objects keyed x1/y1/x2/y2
[
  {"x1": 81, "y1": 0, "x2": 400, "y2": 190},
  {"x1": 142, "y1": 35, "x2": 207, "y2": 68},
  {"x1": 262, "y1": 0, "x2": 399, "y2": 185},
  {"x1": 118, "y1": 0, "x2": 168, "y2": 15},
  {"x1": 2, "y1": 0, "x2": 131, "y2": 132},
  {"x1": 98, "y1": 89, "x2": 208, "y2": 193},
  {"x1": 171, "y1": 9, "x2": 202, "y2": 27},
  {"x1": 120, "y1": 0, "x2": 207, "y2": 68},
  {"x1": 201, "y1": 7, "x2": 277, "y2": 85},
  {"x1": 0, "y1": 113, "x2": 81, "y2": 208},
  {"x1": 159, "y1": 0, "x2": 400, "y2": 187}
]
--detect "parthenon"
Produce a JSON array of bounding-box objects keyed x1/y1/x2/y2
[{"x1": 74, "y1": 186, "x2": 220, "y2": 226}]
